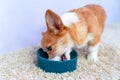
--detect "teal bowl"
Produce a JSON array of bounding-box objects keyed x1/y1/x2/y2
[{"x1": 36, "y1": 48, "x2": 78, "y2": 73}]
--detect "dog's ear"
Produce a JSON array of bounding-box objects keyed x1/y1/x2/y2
[
  {"x1": 41, "y1": 32, "x2": 45, "y2": 36},
  {"x1": 45, "y1": 9, "x2": 65, "y2": 34}
]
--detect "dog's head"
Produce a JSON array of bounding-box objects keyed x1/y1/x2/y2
[{"x1": 41, "y1": 9, "x2": 72, "y2": 59}]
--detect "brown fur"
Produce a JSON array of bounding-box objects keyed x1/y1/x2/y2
[
  {"x1": 41, "y1": 4, "x2": 106, "y2": 59},
  {"x1": 69, "y1": 4, "x2": 106, "y2": 46}
]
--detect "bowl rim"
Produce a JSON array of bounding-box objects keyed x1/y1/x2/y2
[{"x1": 36, "y1": 49, "x2": 78, "y2": 63}]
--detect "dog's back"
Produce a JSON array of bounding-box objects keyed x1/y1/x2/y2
[
  {"x1": 70, "y1": 4, "x2": 106, "y2": 32},
  {"x1": 85, "y1": 4, "x2": 106, "y2": 33},
  {"x1": 68, "y1": 4, "x2": 106, "y2": 45}
]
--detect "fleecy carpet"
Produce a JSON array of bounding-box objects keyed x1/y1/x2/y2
[{"x1": 0, "y1": 24, "x2": 120, "y2": 80}]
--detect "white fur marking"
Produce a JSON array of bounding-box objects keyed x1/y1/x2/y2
[
  {"x1": 61, "y1": 12, "x2": 79, "y2": 26},
  {"x1": 65, "y1": 50, "x2": 71, "y2": 60},
  {"x1": 87, "y1": 43, "x2": 100, "y2": 63}
]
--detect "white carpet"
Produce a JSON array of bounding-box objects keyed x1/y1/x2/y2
[{"x1": 0, "y1": 23, "x2": 120, "y2": 80}]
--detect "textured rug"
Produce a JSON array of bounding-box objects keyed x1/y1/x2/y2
[{"x1": 0, "y1": 24, "x2": 120, "y2": 80}]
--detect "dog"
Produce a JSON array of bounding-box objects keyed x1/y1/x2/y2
[{"x1": 41, "y1": 4, "x2": 106, "y2": 62}]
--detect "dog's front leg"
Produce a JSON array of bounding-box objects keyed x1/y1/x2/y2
[{"x1": 65, "y1": 50, "x2": 71, "y2": 60}]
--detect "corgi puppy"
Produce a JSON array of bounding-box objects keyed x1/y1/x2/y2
[{"x1": 41, "y1": 4, "x2": 106, "y2": 62}]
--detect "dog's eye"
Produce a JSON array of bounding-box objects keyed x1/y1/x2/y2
[{"x1": 46, "y1": 46, "x2": 52, "y2": 51}]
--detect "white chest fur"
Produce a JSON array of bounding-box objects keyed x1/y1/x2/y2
[{"x1": 61, "y1": 12, "x2": 79, "y2": 26}]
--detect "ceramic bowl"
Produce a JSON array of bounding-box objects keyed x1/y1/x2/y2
[{"x1": 36, "y1": 48, "x2": 78, "y2": 73}]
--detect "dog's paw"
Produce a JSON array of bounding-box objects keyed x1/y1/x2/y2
[{"x1": 87, "y1": 53, "x2": 99, "y2": 63}]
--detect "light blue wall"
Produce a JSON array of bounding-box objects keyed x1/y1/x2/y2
[{"x1": 0, "y1": 0, "x2": 120, "y2": 54}]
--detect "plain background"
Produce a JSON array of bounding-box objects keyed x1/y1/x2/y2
[{"x1": 0, "y1": 0, "x2": 120, "y2": 54}]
